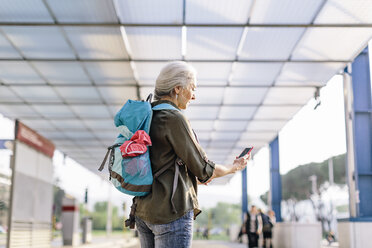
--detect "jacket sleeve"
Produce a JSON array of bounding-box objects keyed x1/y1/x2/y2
[{"x1": 166, "y1": 111, "x2": 215, "y2": 183}]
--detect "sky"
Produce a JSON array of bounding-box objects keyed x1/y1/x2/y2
[{"x1": 1, "y1": 44, "x2": 371, "y2": 212}]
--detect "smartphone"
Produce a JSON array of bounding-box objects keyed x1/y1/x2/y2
[{"x1": 238, "y1": 147, "x2": 253, "y2": 158}]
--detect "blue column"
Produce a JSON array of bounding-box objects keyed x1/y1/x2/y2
[
  {"x1": 241, "y1": 167, "x2": 248, "y2": 220},
  {"x1": 351, "y1": 47, "x2": 372, "y2": 219},
  {"x1": 270, "y1": 137, "x2": 282, "y2": 222}
]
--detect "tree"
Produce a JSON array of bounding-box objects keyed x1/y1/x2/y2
[
  {"x1": 195, "y1": 202, "x2": 241, "y2": 230},
  {"x1": 90, "y1": 201, "x2": 124, "y2": 230},
  {"x1": 260, "y1": 154, "x2": 346, "y2": 202}
]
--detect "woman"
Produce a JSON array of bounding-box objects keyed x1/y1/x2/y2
[{"x1": 134, "y1": 61, "x2": 250, "y2": 248}]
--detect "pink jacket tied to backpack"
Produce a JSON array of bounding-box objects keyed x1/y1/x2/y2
[{"x1": 120, "y1": 130, "x2": 152, "y2": 157}]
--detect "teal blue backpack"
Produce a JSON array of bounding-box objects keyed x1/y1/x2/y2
[{"x1": 98, "y1": 94, "x2": 179, "y2": 197}]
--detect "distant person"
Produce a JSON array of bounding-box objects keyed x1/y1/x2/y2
[
  {"x1": 326, "y1": 231, "x2": 336, "y2": 245},
  {"x1": 239, "y1": 211, "x2": 249, "y2": 243},
  {"x1": 131, "y1": 61, "x2": 250, "y2": 248},
  {"x1": 203, "y1": 227, "x2": 209, "y2": 239},
  {"x1": 245, "y1": 205, "x2": 262, "y2": 248},
  {"x1": 262, "y1": 210, "x2": 276, "y2": 248}
]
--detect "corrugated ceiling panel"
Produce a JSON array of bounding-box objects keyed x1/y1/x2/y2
[
  {"x1": 246, "y1": 120, "x2": 287, "y2": 131},
  {"x1": 188, "y1": 120, "x2": 214, "y2": 131},
  {"x1": 64, "y1": 27, "x2": 129, "y2": 59},
  {"x1": 70, "y1": 105, "x2": 111, "y2": 118},
  {"x1": 186, "y1": 27, "x2": 243, "y2": 60},
  {"x1": 190, "y1": 62, "x2": 232, "y2": 86},
  {"x1": 22, "y1": 119, "x2": 54, "y2": 130},
  {"x1": 218, "y1": 106, "x2": 256, "y2": 120},
  {"x1": 208, "y1": 140, "x2": 235, "y2": 148},
  {"x1": 83, "y1": 119, "x2": 115, "y2": 130},
  {"x1": 33, "y1": 62, "x2": 90, "y2": 85},
  {"x1": 239, "y1": 28, "x2": 305, "y2": 60},
  {"x1": 186, "y1": 0, "x2": 252, "y2": 24},
  {"x1": 214, "y1": 120, "x2": 248, "y2": 131},
  {"x1": 0, "y1": 61, "x2": 44, "y2": 84},
  {"x1": 263, "y1": 87, "x2": 315, "y2": 105},
  {"x1": 0, "y1": 105, "x2": 40, "y2": 118},
  {"x1": 75, "y1": 139, "x2": 103, "y2": 147},
  {"x1": 0, "y1": 0, "x2": 53, "y2": 22},
  {"x1": 184, "y1": 106, "x2": 220, "y2": 120},
  {"x1": 292, "y1": 28, "x2": 372, "y2": 61},
  {"x1": 250, "y1": 0, "x2": 323, "y2": 24},
  {"x1": 63, "y1": 130, "x2": 94, "y2": 139},
  {"x1": 210, "y1": 131, "x2": 241, "y2": 141},
  {"x1": 50, "y1": 119, "x2": 85, "y2": 129},
  {"x1": 10, "y1": 86, "x2": 62, "y2": 102},
  {"x1": 32, "y1": 104, "x2": 75, "y2": 118},
  {"x1": 275, "y1": 80, "x2": 324, "y2": 87},
  {"x1": 0, "y1": 86, "x2": 22, "y2": 102},
  {"x1": 230, "y1": 62, "x2": 283, "y2": 86},
  {"x1": 192, "y1": 87, "x2": 225, "y2": 105},
  {"x1": 254, "y1": 106, "x2": 302, "y2": 119},
  {"x1": 277, "y1": 62, "x2": 345, "y2": 83},
  {"x1": 126, "y1": 27, "x2": 182, "y2": 60},
  {"x1": 39, "y1": 130, "x2": 67, "y2": 139},
  {"x1": 235, "y1": 140, "x2": 267, "y2": 149},
  {"x1": 0, "y1": 34, "x2": 21, "y2": 58},
  {"x1": 47, "y1": 0, "x2": 118, "y2": 23},
  {"x1": 315, "y1": 0, "x2": 372, "y2": 24},
  {"x1": 53, "y1": 140, "x2": 76, "y2": 147},
  {"x1": 115, "y1": 0, "x2": 182, "y2": 24},
  {"x1": 84, "y1": 62, "x2": 134, "y2": 85},
  {"x1": 134, "y1": 62, "x2": 168, "y2": 85},
  {"x1": 223, "y1": 87, "x2": 267, "y2": 104},
  {"x1": 139, "y1": 87, "x2": 154, "y2": 101},
  {"x1": 95, "y1": 130, "x2": 117, "y2": 139},
  {"x1": 241, "y1": 131, "x2": 277, "y2": 141},
  {"x1": 97, "y1": 86, "x2": 137, "y2": 104},
  {"x1": 193, "y1": 131, "x2": 210, "y2": 141},
  {"x1": 2, "y1": 27, "x2": 75, "y2": 58},
  {"x1": 54, "y1": 87, "x2": 102, "y2": 103}
]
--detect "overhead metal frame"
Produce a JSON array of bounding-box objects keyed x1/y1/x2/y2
[{"x1": 1, "y1": 0, "x2": 372, "y2": 171}]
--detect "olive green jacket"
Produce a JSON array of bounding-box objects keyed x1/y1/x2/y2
[{"x1": 135, "y1": 100, "x2": 215, "y2": 224}]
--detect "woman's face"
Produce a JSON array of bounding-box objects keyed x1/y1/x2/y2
[{"x1": 177, "y1": 81, "x2": 196, "y2": 109}]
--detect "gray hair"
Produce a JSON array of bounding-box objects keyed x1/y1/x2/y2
[{"x1": 154, "y1": 61, "x2": 196, "y2": 100}]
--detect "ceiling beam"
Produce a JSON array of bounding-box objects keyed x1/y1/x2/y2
[
  {"x1": 0, "y1": 57, "x2": 350, "y2": 63},
  {"x1": 0, "y1": 22, "x2": 372, "y2": 28}
]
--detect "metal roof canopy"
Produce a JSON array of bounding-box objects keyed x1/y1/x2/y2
[{"x1": 1, "y1": 0, "x2": 372, "y2": 184}]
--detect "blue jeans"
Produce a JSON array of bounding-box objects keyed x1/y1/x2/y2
[{"x1": 135, "y1": 210, "x2": 193, "y2": 248}]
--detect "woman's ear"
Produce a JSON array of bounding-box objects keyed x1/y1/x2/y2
[{"x1": 174, "y1": 85, "x2": 182, "y2": 95}]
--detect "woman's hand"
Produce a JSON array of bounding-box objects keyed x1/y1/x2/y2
[{"x1": 231, "y1": 153, "x2": 250, "y2": 173}]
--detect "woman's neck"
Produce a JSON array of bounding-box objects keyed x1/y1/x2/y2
[{"x1": 160, "y1": 96, "x2": 178, "y2": 106}]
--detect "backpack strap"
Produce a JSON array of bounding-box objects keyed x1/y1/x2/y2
[
  {"x1": 98, "y1": 144, "x2": 120, "y2": 172},
  {"x1": 152, "y1": 103, "x2": 179, "y2": 111}
]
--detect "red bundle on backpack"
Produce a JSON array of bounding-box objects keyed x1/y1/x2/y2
[{"x1": 120, "y1": 130, "x2": 152, "y2": 157}]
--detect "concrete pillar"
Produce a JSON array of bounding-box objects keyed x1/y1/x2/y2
[
  {"x1": 61, "y1": 195, "x2": 80, "y2": 246},
  {"x1": 338, "y1": 47, "x2": 372, "y2": 248}
]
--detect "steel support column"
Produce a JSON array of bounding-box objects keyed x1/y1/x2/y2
[
  {"x1": 350, "y1": 47, "x2": 372, "y2": 218},
  {"x1": 241, "y1": 167, "x2": 248, "y2": 219},
  {"x1": 270, "y1": 137, "x2": 282, "y2": 222}
]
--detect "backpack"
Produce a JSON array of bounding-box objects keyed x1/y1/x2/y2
[
  {"x1": 98, "y1": 94, "x2": 181, "y2": 197},
  {"x1": 261, "y1": 213, "x2": 272, "y2": 231}
]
